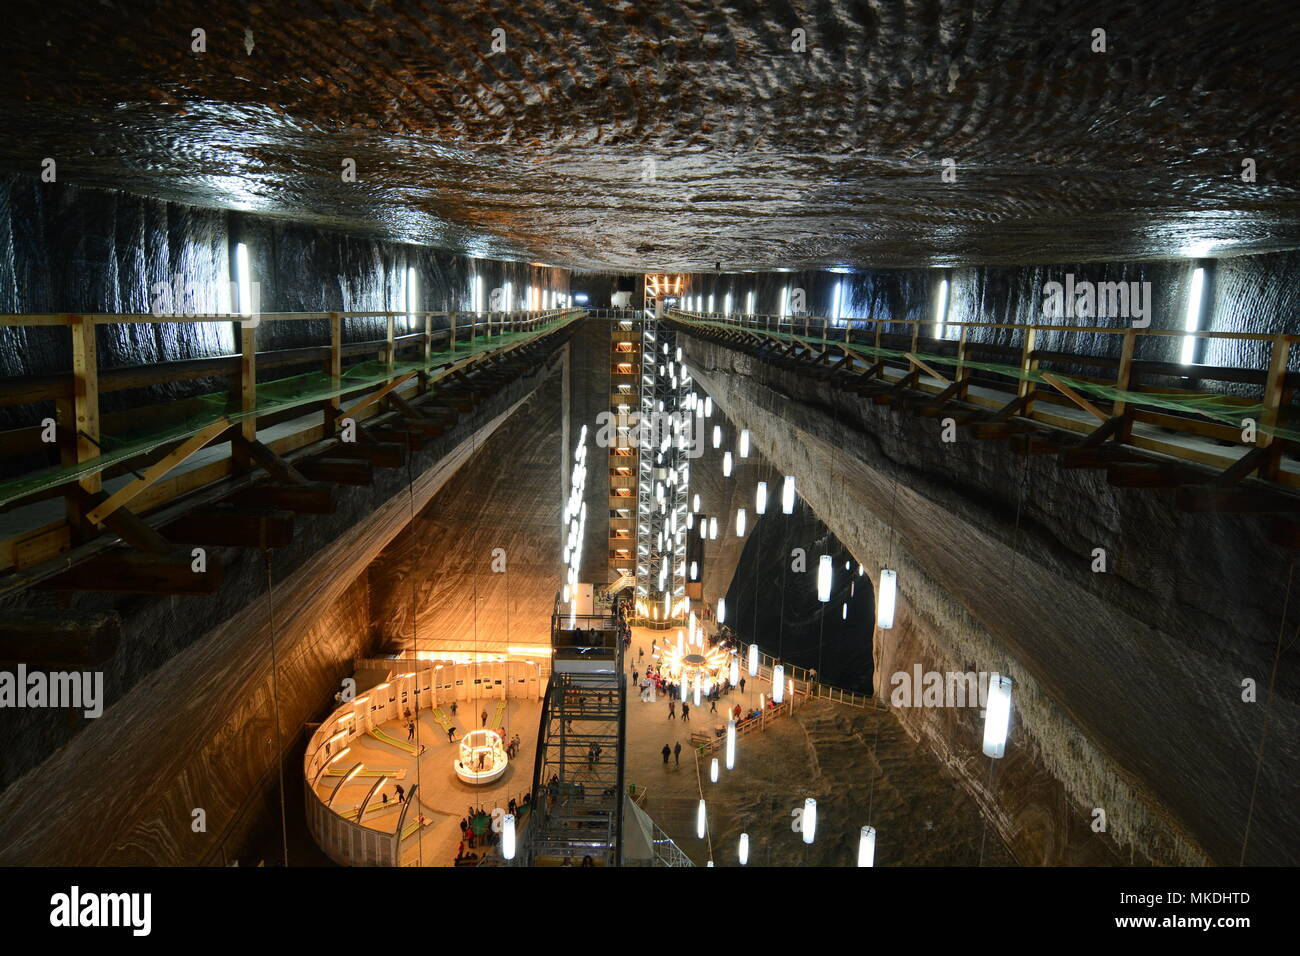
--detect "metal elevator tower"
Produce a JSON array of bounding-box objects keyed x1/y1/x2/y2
[{"x1": 635, "y1": 275, "x2": 691, "y2": 627}]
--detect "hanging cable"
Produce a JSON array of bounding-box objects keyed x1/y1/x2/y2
[{"x1": 263, "y1": 549, "x2": 290, "y2": 867}]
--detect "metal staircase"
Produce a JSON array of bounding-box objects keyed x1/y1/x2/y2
[{"x1": 516, "y1": 604, "x2": 627, "y2": 865}]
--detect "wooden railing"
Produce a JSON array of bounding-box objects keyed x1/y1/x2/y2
[
  {"x1": 0, "y1": 308, "x2": 581, "y2": 575},
  {"x1": 673, "y1": 310, "x2": 1298, "y2": 488}
]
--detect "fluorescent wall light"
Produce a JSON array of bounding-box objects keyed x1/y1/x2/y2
[
  {"x1": 877, "y1": 569, "x2": 897, "y2": 629},
  {"x1": 1181, "y1": 266, "x2": 1206, "y2": 364}
]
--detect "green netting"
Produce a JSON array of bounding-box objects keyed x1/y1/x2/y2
[
  {"x1": 0, "y1": 315, "x2": 576, "y2": 508},
  {"x1": 683, "y1": 317, "x2": 1297, "y2": 441}
]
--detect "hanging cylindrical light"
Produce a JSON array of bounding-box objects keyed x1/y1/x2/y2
[
  {"x1": 712, "y1": 425, "x2": 722, "y2": 449},
  {"x1": 782, "y1": 475, "x2": 796, "y2": 513},
  {"x1": 722, "y1": 452, "x2": 733, "y2": 477},
  {"x1": 739, "y1": 832, "x2": 749, "y2": 865},
  {"x1": 748, "y1": 643, "x2": 758, "y2": 676},
  {"x1": 693, "y1": 493, "x2": 701, "y2": 512},
  {"x1": 817, "y1": 554, "x2": 832, "y2": 602},
  {"x1": 877, "y1": 569, "x2": 897, "y2": 629},
  {"x1": 693, "y1": 674, "x2": 702, "y2": 706},
  {"x1": 983, "y1": 673, "x2": 1014, "y2": 759},
  {"x1": 858, "y1": 825, "x2": 876, "y2": 867},
  {"x1": 736, "y1": 508, "x2": 747, "y2": 537},
  {"x1": 697, "y1": 799, "x2": 707, "y2": 839},
  {"x1": 725, "y1": 719, "x2": 736, "y2": 769},
  {"x1": 772, "y1": 664, "x2": 785, "y2": 702},
  {"x1": 710, "y1": 757, "x2": 719, "y2": 783},
  {"x1": 755, "y1": 481, "x2": 768, "y2": 515},
  {"x1": 709, "y1": 516, "x2": 718, "y2": 540},
  {"x1": 717, "y1": 597, "x2": 726, "y2": 623},
  {"x1": 502, "y1": 813, "x2": 517, "y2": 860},
  {"x1": 704, "y1": 397, "x2": 713, "y2": 417},
  {"x1": 739, "y1": 429, "x2": 750, "y2": 457},
  {"x1": 802, "y1": 797, "x2": 817, "y2": 844},
  {"x1": 729, "y1": 655, "x2": 739, "y2": 687}
]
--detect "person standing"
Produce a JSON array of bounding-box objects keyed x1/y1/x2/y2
[
  {"x1": 450, "y1": 701, "x2": 458, "y2": 717},
  {"x1": 673, "y1": 742, "x2": 681, "y2": 766},
  {"x1": 661, "y1": 744, "x2": 671, "y2": 764},
  {"x1": 681, "y1": 701, "x2": 690, "y2": 722},
  {"x1": 481, "y1": 708, "x2": 488, "y2": 727},
  {"x1": 739, "y1": 676, "x2": 746, "y2": 694}
]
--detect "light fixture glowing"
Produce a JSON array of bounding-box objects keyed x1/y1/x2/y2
[
  {"x1": 1181, "y1": 265, "x2": 1206, "y2": 364},
  {"x1": 710, "y1": 757, "x2": 719, "y2": 783},
  {"x1": 502, "y1": 813, "x2": 517, "y2": 859},
  {"x1": 772, "y1": 664, "x2": 785, "y2": 703},
  {"x1": 693, "y1": 494, "x2": 701, "y2": 512},
  {"x1": 748, "y1": 643, "x2": 758, "y2": 676},
  {"x1": 877, "y1": 569, "x2": 897, "y2": 630},
  {"x1": 983, "y1": 673, "x2": 1013, "y2": 759},
  {"x1": 739, "y1": 832, "x2": 749, "y2": 865},
  {"x1": 726, "y1": 719, "x2": 736, "y2": 769},
  {"x1": 709, "y1": 516, "x2": 718, "y2": 540},
  {"x1": 723, "y1": 452, "x2": 733, "y2": 477},
  {"x1": 739, "y1": 429, "x2": 750, "y2": 457},
  {"x1": 934, "y1": 276, "x2": 951, "y2": 338},
  {"x1": 802, "y1": 797, "x2": 817, "y2": 844},
  {"x1": 817, "y1": 554, "x2": 832, "y2": 602},
  {"x1": 717, "y1": 597, "x2": 726, "y2": 623},
  {"x1": 736, "y1": 508, "x2": 746, "y2": 537},
  {"x1": 697, "y1": 799, "x2": 707, "y2": 839},
  {"x1": 781, "y1": 476, "x2": 796, "y2": 514},
  {"x1": 712, "y1": 425, "x2": 722, "y2": 448},
  {"x1": 755, "y1": 481, "x2": 768, "y2": 515},
  {"x1": 235, "y1": 242, "x2": 253, "y2": 317},
  {"x1": 858, "y1": 825, "x2": 876, "y2": 867}
]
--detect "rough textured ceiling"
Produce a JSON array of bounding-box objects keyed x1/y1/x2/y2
[{"x1": 1, "y1": 0, "x2": 1298, "y2": 271}]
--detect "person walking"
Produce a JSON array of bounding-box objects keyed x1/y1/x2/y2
[
  {"x1": 394, "y1": 784, "x2": 405, "y2": 804},
  {"x1": 450, "y1": 701, "x2": 458, "y2": 717},
  {"x1": 681, "y1": 701, "x2": 690, "y2": 722},
  {"x1": 481, "y1": 708, "x2": 488, "y2": 727},
  {"x1": 739, "y1": 676, "x2": 746, "y2": 694},
  {"x1": 668, "y1": 700, "x2": 676, "y2": 719},
  {"x1": 673, "y1": 742, "x2": 681, "y2": 766},
  {"x1": 661, "y1": 744, "x2": 671, "y2": 764},
  {"x1": 447, "y1": 726, "x2": 456, "y2": 743},
  {"x1": 709, "y1": 697, "x2": 718, "y2": 714}
]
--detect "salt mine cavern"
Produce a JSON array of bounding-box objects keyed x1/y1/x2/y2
[{"x1": 0, "y1": 0, "x2": 1294, "y2": 933}]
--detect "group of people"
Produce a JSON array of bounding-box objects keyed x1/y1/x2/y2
[{"x1": 452, "y1": 794, "x2": 532, "y2": 866}]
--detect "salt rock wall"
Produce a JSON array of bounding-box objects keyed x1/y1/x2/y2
[
  {"x1": 0, "y1": 356, "x2": 559, "y2": 863},
  {"x1": 684, "y1": 333, "x2": 1300, "y2": 867},
  {"x1": 367, "y1": 368, "x2": 565, "y2": 655}
]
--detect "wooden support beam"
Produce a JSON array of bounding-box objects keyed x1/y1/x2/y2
[
  {"x1": 231, "y1": 434, "x2": 308, "y2": 486},
  {"x1": 83, "y1": 417, "x2": 232, "y2": 527},
  {"x1": 1060, "y1": 443, "x2": 1142, "y2": 469},
  {"x1": 1176, "y1": 486, "x2": 1300, "y2": 514},
  {"x1": 233, "y1": 321, "x2": 257, "y2": 470},
  {"x1": 164, "y1": 507, "x2": 295, "y2": 549},
  {"x1": 1106, "y1": 462, "x2": 1195, "y2": 489},
  {"x1": 1039, "y1": 372, "x2": 1109, "y2": 423},
  {"x1": 296, "y1": 458, "x2": 374, "y2": 486},
  {"x1": 1080, "y1": 414, "x2": 1127, "y2": 448},
  {"x1": 75, "y1": 489, "x2": 170, "y2": 555},
  {"x1": 325, "y1": 312, "x2": 342, "y2": 437},
  {"x1": 38, "y1": 548, "x2": 224, "y2": 595},
  {"x1": 1208, "y1": 445, "x2": 1273, "y2": 488},
  {"x1": 905, "y1": 353, "x2": 952, "y2": 386},
  {"x1": 229, "y1": 482, "x2": 337, "y2": 514},
  {"x1": 0, "y1": 609, "x2": 121, "y2": 667},
  {"x1": 328, "y1": 441, "x2": 405, "y2": 469},
  {"x1": 1259, "y1": 334, "x2": 1292, "y2": 480},
  {"x1": 336, "y1": 371, "x2": 418, "y2": 425}
]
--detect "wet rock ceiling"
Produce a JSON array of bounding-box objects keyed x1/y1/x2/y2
[{"x1": 1, "y1": 0, "x2": 1298, "y2": 271}]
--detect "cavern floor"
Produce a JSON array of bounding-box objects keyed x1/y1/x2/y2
[
  {"x1": 313, "y1": 700, "x2": 541, "y2": 867},
  {"x1": 621, "y1": 627, "x2": 1016, "y2": 866}
]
